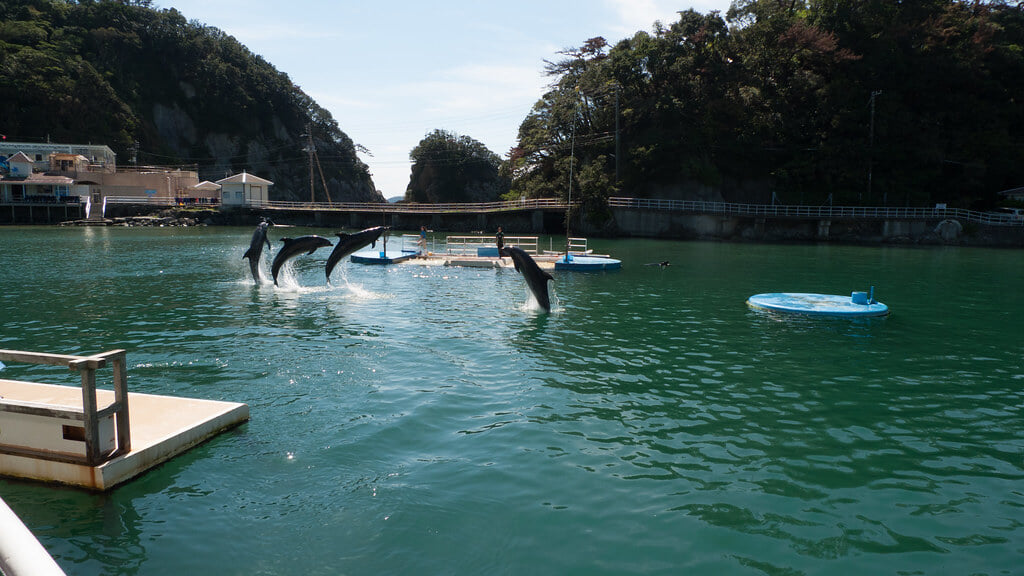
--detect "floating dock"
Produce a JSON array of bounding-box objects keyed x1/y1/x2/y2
[
  {"x1": 746, "y1": 291, "x2": 889, "y2": 317},
  {"x1": 554, "y1": 254, "x2": 622, "y2": 271},
  {"x1": 350, "y1": 234, "x2": 421, "y2": 265},
  {"x1": 0, "y1": 349, "x2": 248, "y2": 491}
]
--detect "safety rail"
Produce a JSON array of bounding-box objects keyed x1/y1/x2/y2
[
  {"x1": 607, "y1": 197, "x2": 1024, "y2": 226},
  {"x1": 94, "y1": 195, "x2": 1024, "y2": 226},
  {"x1": 445, "y1": 235, "x2": 539, "y2": 256},
  {"x1": 99, "y1": 196, "x2": 567, "y2": 212},
  {"x1": 0, "y1": 349, "x2": 131, "y2": 466}
]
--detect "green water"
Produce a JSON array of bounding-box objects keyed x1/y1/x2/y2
[{"x1": 1, "y1": 226, "x2": 1022, "y2": 575}]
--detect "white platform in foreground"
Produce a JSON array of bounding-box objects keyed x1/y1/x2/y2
[{"x1": 0, "y1": 379, "x2": 248, "y2": 491}]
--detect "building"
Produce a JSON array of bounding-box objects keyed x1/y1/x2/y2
[
  {"x1": 1, "y1": 140, "x2": 201, "y2": 208},
  {"x1": 217, "y1": 171, "x2": 273, "y2": 206},
  {"x1": 0, "y1": 152, "x2": 75, "y2": 203},
  {"x1": 0, "y1": 142, "x2": 115, "y2": 173},
  {"x1": 2, "y1": 140, "x2": 276, "y2": 210}
]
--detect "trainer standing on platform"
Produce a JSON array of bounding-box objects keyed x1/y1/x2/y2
[{"x1": 495, "y1": 226, "x2": 504, "y2": 254}]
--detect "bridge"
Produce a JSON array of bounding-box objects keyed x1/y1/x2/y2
[{"x1": 3, "y1": 195, "x2": 1022, "y2": 235}]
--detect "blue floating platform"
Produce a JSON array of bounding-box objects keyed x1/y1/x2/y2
[
  {"x1": 350, "y1": 248, "x2": 419, "y2": 265},
  {"x1": 554, "y1": 255, "x2": 622, "y2": 271},
  {"x1": 747, "y1": 292, "x2": 889, "y2": 317}
]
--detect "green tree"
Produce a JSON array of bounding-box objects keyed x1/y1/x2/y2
[{"x1": 406, "y1": 129, "x2": 508, "y2": 203}]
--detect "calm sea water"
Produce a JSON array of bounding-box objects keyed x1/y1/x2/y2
[{"x1": 0, "y1": 225, "x2": 1022, "y2": 575}]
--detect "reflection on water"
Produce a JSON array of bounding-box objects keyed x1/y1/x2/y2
[{"x1": 1, "y1": 227, "x2": 1022, "y2": 575}]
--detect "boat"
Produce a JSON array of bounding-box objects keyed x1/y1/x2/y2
[{"x1": 746, "y1": 288, "x2": 889, "y2": 317}]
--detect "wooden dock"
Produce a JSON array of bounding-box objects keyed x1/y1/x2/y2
[{"x1": 0, "y1": 349, "x2": 248, "y2": 491}]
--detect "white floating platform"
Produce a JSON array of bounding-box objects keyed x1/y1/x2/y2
[
  {"x1": 747, "y1": 292, "x2": 889, "y2": 317},
  {"x1": 554, "y1": 255, "x2": 622, "y2": 271},
  {"x1": 350, "y1": 248, "x2": 419, "y2": 265},
  {"x1": 0, "y1": 379, "x2": 248, "y2": 491}
]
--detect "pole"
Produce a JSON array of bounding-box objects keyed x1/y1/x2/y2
[
  {"x1": 614, "y1": 83, "x2": 620, "y2": 184},
  {"x1": 306, "y1": 124, "x2": 315, "y2": 203},
  {"x1": 566, "y1": 109, "x2": 576, "y2": 258},
  {"x1": 867, "y1": 90, "x2": 881, "y2": 204}
]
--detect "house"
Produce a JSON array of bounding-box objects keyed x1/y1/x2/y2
[
  {"x1": 0, "y1": 142, "x2": 116, "y2": 173},
  {"x1": 0, "y1": 152, "x2": 75, "y2": 203},
  {"x1": 998, "y1": 187, "x2": 1024, "y2": 203},
  {"x1": 1, "y1": 140, "x2": 201, "y2": 207},
  {"x1": 217, "y1": 171, "x2": 273, "y2": 206}
]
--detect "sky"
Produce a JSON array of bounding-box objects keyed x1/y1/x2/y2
[{"x1": 161, "y1": 0, "x2": 734, "y2": 199}]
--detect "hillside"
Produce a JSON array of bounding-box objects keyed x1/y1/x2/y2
[
  {"x1": 0, "y1": 0, "x2": 382, "y2": 203},
  {"x1": 511, "y1": 1, "x2": 1024, "y2": 211}
]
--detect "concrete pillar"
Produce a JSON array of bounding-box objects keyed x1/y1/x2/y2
[
  {"x1": 532, "y1": 210, "x2": 544, "y2": 232},
  {"x1": 817, "y1": 220, "x2": 831, "y2": 239}
]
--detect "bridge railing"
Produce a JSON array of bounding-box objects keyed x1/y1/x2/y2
[
  {"x1": 100, "y1": 196, "x2": 568, "y2": 212},
  {"x1": 606, "y1": 197, "x2": 1024, "y2": 226},
  {"x1": 97, "y1": 195, "x2": 1024, "y2": 227}
]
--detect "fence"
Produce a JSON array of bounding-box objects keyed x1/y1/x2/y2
[
  {"x1": 606, "y1": 197, "x2": 1024, "y2": 226},
  {"x1": 97, "y1": 195, "x2": 1024, "y2": 227}
]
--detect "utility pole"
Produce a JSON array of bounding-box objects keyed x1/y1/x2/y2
[
  {"x1": 614, "y1": 83, "x2": 620, "y2": 185},
  {"x1": 305, "y1": 124, "x2": 315, "y2": 203},
  {"x1": 867, "y1": 90, "x2": 882, "y2": 204}
]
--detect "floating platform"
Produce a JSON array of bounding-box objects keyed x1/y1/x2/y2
[
  {"x1": 554, "y1": 254, "x2": 623, "y2": 271},
  {"x1": 350, "y1": 248, "x2": 420, "y2": 265},
  {"x1": 0, "y1": 378, "x2": 248, "y2": 491},
  {"x1": 747, "y1": 292, "x2": 889, "y2": 317}
]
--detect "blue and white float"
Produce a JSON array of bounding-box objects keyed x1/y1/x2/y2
[{"x1": 747, "y1": 287, "x2": 889, "y2": 317}]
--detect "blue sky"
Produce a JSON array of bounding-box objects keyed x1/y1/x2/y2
[{"x1": 161, "y1": 1, "x2": 734, "y2": 198}]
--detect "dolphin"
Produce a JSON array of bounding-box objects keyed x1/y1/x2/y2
[
  {"x1": 501, "y1": 246, "x2": 554, "y2": 312},
  {"x1": 271, "y1": 235, "x2": 333, "y2": 286},
  {"x1": 325, "y1": 226, "x2": 388, "y2": 282},
  {"x1": 242, "y1": 220, "x2": 273, "y2": 282}
]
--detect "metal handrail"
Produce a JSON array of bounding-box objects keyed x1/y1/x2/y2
[
  {"x1": 99, "y1": 196, "x2": 568, "y2": 213},
  {"x1": 95, "y1": 195, "x2": 1024, "y2": 226},
  {"x1": 607, "y1": 197, "x2": 1024, "y2": 227},
  {"x1": 445, "y1": 235, "x2": 539, "y2": 255}
]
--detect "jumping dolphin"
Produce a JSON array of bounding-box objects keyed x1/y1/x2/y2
[
  {"x1": 242, "y1": 220, "x2": 273, "y2": 282},
  {"x1": 325, "y1": 226, "x2": 388, "y2": 282},
  {"x1": 501, "y1": 246, "x2": 554, "y2": 312},
  {"x1": 271, "y1": 235, "x2": 333, "y2": 286}
]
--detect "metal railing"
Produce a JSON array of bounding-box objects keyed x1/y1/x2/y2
[
  {"x1": 445, "y1": 235, "x2": 539, "y2": 255},
  {"x1": 606, "y1": 197, "x2": 1024, "y2": 226},
  {"x1": 95, "y1": 195, "x2": 1024, "y2": 226},
  {"x1": 100, "y1": 196, "x2": 566, "y2": 213}
]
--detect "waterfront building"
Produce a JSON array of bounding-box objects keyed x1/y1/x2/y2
[{"x1": 217, "y1": 171, "x2": 273, "y2": 206}]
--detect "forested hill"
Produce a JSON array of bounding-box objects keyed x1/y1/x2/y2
[
  {"x1": 512, "y1": 0, "x2": 1024, "y2": 212},
  {"x1": 0, "y1": 0, "x2": 382, "y2": 203}
]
